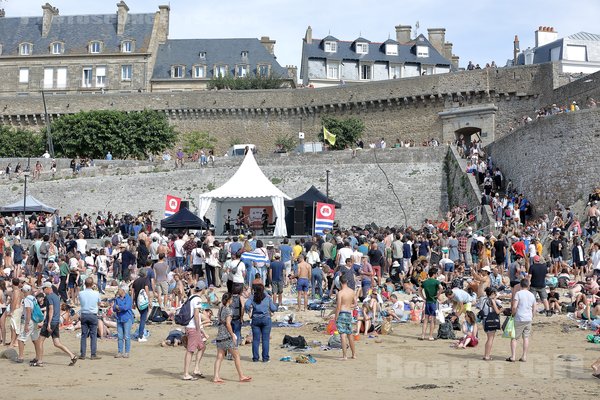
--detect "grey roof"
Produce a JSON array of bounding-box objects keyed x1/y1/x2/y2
[
  {"x1": 151, "y1": 38, "x2": 289, "y2": 80},
  {"x1": 384, "y1": 38, "x2": 399, "y2": 45},
  {"x1": 567, "y1": 32, "x2": 600, "y2": 41},
  {"x1": 305, "y1": 34, "x2": 450, "y2": 66},
  {"x1": 0, "y1": 13, "x2": 155, "y2": 56},
  {"x1": 353, "y1": 37, "x2": 370, "y2": 43},
  {"x1": 321, "y1": 35, "x2": 338, "y2": 42}
]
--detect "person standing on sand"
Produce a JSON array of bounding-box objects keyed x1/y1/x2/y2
[
  {"x1": 37, "y1": 282, "x2": 78, "y2": 366},
  {"x1": 295, "y1": 255, "x2": 311, "y2": 312},
  {"x1": 183, "y1": 281, "x2": 209, "y2": 381},
  {"x1": 419, "y1": 267, "x2": 442, "y2": 341},
  {"x1": 507, "y1": 279, "x2": 536, "y2": 362},
  {"x1": 213, "y1": 293, "x2": 251, "y2": 384},
  {"x1": 335, "y1": 275, "x2": 357, "y2": 360}
]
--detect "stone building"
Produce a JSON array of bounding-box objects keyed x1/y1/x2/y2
[
  {"x1": 0, "y1": 2, "x2": 169, "y2": 95},
  {"x1": 514, "y1": 27, "x2": 600, "y2": 74},
  {"x1": 300, "y1": 25, "x2": 459, "y2": 87},
  {"x1": 150, "y1": 37, "x2": 296, "y2": 91},
  {"x1": 0, "y1": 2, "x2": 293, "y2": 96}
]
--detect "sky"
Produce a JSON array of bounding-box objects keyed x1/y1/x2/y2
[{"x1": 3, "y1": 0, "x2": 600, "y2": 69}]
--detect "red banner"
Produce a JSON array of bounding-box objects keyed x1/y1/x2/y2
[{"x1": 165, "y1": 195, "x2": 181, "y2": 217}]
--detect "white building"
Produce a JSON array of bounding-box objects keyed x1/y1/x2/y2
[{"x1": 515, "y1": 27, "x2": 600, "y2": 74}]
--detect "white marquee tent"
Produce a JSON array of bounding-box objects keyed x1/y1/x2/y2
[{"x1": 198, "y1": 151, "x2": 291, "y2": 236}]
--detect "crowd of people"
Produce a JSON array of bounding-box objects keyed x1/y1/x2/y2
[{"x1": 509, "y1": 96, "x2": 597, "y2": 132}]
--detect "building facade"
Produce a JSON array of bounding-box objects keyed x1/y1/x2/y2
[
  {"x1": 300, "y1": 25, "x2": 459, "y2": 87},
  {"x1": 0, "y1": 2, "x2": 293, "y2": 96},
  {"x1": 150, "y1": 37, "x2": 295, "y2": 91},
  {"x1": 515, "y1": 27, "x2": 600, "y2": 74}
]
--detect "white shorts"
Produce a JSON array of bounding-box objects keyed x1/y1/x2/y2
[
  {"x1": 284, "y1": 261, "x2": 292, "y2": 276},
  {"x1": 18, "y1": 322, "x2": 40, "y2": 342},
  {"x1": 403, "y1": 259, "x2": 411, "y2": 270}
]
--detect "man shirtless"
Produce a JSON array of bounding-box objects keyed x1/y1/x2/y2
[
  {"x1": 7, "y1": 278, "x2": 23, "y2": 346},
  {"x1": 335, "y1": 275, "x2": 356, "y2": 360},
  {"x1": 295, "y1": 255, "x2": 311, "y2": 312}
]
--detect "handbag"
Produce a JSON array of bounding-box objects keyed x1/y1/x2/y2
[
  {"x1": 482, "y1": 300, "x2": 501, "y2": 331},
  {"x1": 502, "y1": 316, "x2": 515, "y2": 339}
]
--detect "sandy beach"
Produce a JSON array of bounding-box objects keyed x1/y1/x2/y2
[{"x1": 2, "y1": 299, "x2": 599, "y2": 400}]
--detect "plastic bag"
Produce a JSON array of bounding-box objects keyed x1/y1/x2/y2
[
  {"x1": 436, "y1": 309, "x2": 445, "y2": 324},
  {"x1": 502, "y1": 316, "x2": 515, "y2": 339}
]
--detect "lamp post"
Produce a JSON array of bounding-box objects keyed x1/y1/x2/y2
[
  {"x1": 22, "y1": 157, "x2": 31, "y2": 236},
  {"x1": 325, "y1": 170, "x2": 330, "y2": 203}
]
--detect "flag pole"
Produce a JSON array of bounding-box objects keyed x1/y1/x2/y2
[{"x1": 313, "y1": 201, "x2": 316, "y2": 236}]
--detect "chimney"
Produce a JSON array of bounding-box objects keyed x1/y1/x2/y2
[
  {"x1": 260, "y1": 36, "x2": 276, "y2": 55},
  {"x1": 443, "y1": 42, "x2": 453, "y2": 61},
  {"x1": 513, "y1": 35, "x2": 520, "y2": 65},
  {"x1": 0, "y1": 9, "x2": 5, "y2": 18},
  {"x1": 286, "y1": 65, "x2": 298, "y2": 86},
  {"x1": 535, "y1": 26, "x2": 558, "y2": 47},
  {"x1": 427, "y1": 28, "x2": 446, "y2": 55},
  {"x1": 157, "y1": 5, "x2": 170, "y2": 43},
  {"x1": 395, "y1": 24, "x2": 412, "y2": 43},
  {"x1": 305, "y1": 26, "x2": 313, "y2": 45},
  {"x1": 117, "y1": 1, "x2": 129, "y2": 36},
  {"x1": 41, "y1": 3, "x2": 59, "y2": 38}
]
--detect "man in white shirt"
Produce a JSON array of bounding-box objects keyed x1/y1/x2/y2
[
  {"x1": 75, "y1": 232, "x2": 87, "y2": 256},
  {"x1": 336, "y1": 241, "x2": 354, "y2": 267},
  {"x1": 509, "y1": 279, "x2": 536, "y2": 362},
  {"x1": 439, "y1": 250, "x2": 455, "y2": 283},
  {"x1": 229, "y1": 252, "x2": 246, "y2": 294},
  {"x1": 174, "y1": 234, "x2": 186, "y2": 271},
  {"x1": 183, "y1": 281, "x2": 208, "y2": 381}
]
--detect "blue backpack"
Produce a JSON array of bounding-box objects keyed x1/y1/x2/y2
[
  {"x1": 174, "y1": 295, "x2": 199, "y2": 326},
  {"x1": 32, "y1": 300, "x2": 44, "y2": 324}
]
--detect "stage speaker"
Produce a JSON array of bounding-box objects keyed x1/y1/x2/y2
[
  {"x1": 180, "y1": 201, "x2": 189, "y2": 210},
  {"x1": 294, "y1": 201, "x2": 305, "y2": 235}
]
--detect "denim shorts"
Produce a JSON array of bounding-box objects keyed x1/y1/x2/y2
[{"x1": 297, "y1": 278, "x2": 309, "y2": 292}]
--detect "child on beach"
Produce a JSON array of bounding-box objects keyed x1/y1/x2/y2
[{"x1": 454, "y1": 311, "x2": 478, "y2": 348}]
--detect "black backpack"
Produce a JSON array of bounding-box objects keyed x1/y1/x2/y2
[
  {"x1": 437, "y1": 322, "x2": 456, "y2": 340},
  {"x1": 174, "y1": 295, "x2": 199, "y2": 326},
  {"x1": 282, "y1": 335, "x2": 307, "y2": 349}
]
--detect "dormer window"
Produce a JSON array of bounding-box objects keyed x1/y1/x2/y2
[
  {"x1": 121, "y1": 41, "x2": 133, "y2": 53},
  {"x1": 51, "y1": 42, "x2": 63, "y2": 55},
  {"x1": 241, "y1": 51, "x2": 248, "y2": 58},
  {"x1": 20, "y1": 43, "x2": 32, "y2": 56},
  {"x1": 89, "y1": 41, "x2": 102, "y2": 54},
  {"x1": 194, "y1": 65, "x2": 206, "y2": 78},
  {"x1": 324, "y1": 41, "x2": 337, "y2": 53},
  {"x1": 171, "y1": 65, "x2": 185, "y2": 78},
  {"x1": 385, "y1": 44, "x2": 398, "y2": 55},
  {"x1": 416, "y1": 45, "x2": 429, "y2": 57},
  {"x1": 356, "y1": 43, "x2": 368, "y2": 54},
  {"x1": 199, "y1": 52, "x2": 206, "y2": 59}
]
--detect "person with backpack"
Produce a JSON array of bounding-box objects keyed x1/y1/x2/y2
[
  {"x1": 16, "y1": 284, "x2": 41, "y2": 364},
  {"x1": 228, "y1": 252, "x2": 246, "y2": 295},
  {"x1": 245, "y1": 284, "x2": 277, "y2": 362},
  {"x1": 480, "y1": 287, "x2": 503, "y2": 360},
  {"x1": 182, "y1": 281, "x2": 209, "y2": 381},
  {"x1": 113, "y1": 287, "x2": 134, "y2": 359},
  {"x1": 131, "y1": 268, "x2": 151, "y2": 343},
  {"x1": 213, "y1": 293, "x2": 251, "y2": 384}
]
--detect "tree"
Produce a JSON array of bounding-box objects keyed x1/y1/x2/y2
[
  {"x1": 321, "y1": 116, "x2": 365, "y2": 150},
  {"x1": 182, "y1": 131, "x2": 217, "y2": 154},
  {"x1": 0, "y1": 126, "x2": 45, "y2": 157},
  {"x1": 274, "y1": 133, "x2": 297, "y2": 153},
  {"x1": 207, "y1": 73, "x2": 286, "y2": 90},
  {"x1": 50, "y1": 110, "x2": 176, "y2": 159}
]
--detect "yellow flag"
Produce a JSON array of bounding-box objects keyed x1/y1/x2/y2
[{"x1": 323, "y1": 127, "x2": 336, "y2": 146}]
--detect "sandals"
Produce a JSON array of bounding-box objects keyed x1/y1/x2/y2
[
  {"x1": 505, "y1": 357, "x2": 515, "y2": 362},
  {"x1": 31, "y1": 361, "x2": 45, "y2": 367},
  {"x1": 69, "y1": 356, "x2": 78, "y2": 366},
  {"x1": 193, "y1": 372, "x2": 205, "y2": 379},
  {"x1": 482, "y1": 357, "x2": 493, "y2": 361},
  {"x1": 182, "y1": 375, "x2": 198, "y2": 381},
  {"x1": 239, "y1": 376, "x2": 252, "y2": 383}
]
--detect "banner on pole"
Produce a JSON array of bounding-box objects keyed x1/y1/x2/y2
[
  {"x1": 314, "y1": 202, "x2": 335, "y2": 236},
  {"x1": 165, "y1": 195, "x2": 182, "y2": 217}
]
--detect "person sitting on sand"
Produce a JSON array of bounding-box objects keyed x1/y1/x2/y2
[
  {"x1": 453, "y1": 311, "x2": 478, "y2": 348},
  {"x1": 547, "y1": 286, "x2": 561, "y2": 314},
  {"x1": 383, "y1": 294, "x2": 406, "y2": 322},
  {"x1": 161, "y1": 329, "x2": 184, "y2": 347},
  {"x1": 355, "y1": 292, "x2": 379, "y2": 339}
]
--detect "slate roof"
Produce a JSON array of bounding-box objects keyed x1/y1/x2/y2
[
  {"x1": 0, "y1": 13, "x2": 155, "y2": 56},
  {"x1": 517, "y1": 31, "x2": 600, "y2": 64},
  {"x1": 305, "y1": 34, "x2": 450, "y2": 66},
  {"x1": 151, "y1": 38, "x2": 289, "y2": 80}
]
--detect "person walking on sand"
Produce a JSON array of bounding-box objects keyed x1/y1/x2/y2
[
  {"x1": 419, "y1": 267, "x2": 442, "y2": 341},
  {"x1": 37, "y1": 282, "x2": 78, "y2": 366},
  {"x1": 213, "y1": 293, "x2": 251, "y2": 384},
  {"x1": 78, "y1": 277, "x2": 102, "y2": 360},
  {"x1": 183, "y1": 281, "x2": 209, "y2": 381},
  {"x1": 295, "y1": 255, "x2": 311, "y2": 312},
  {"x1": 335, "y1": 275, "x2": 357, "y2": 360},
  {"x1": 507, "y1": 279, "x2": 536, "y2": 362}
]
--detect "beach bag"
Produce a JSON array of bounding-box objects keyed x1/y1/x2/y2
[
  {"x1": 380, "y1": 319, "x2": 392, "y2": 335},
  {"x1": 328, "y1": 334, "x2": 342, "y2": 349},
  {"x1": 149, "y1": 305, "x2": 168, "y2": 323},
  {"x1": 502, "y1": 316, "x2": 515, "y2": 339},
  {"x1": 282, "y1": 335, "x2": 307, "y2": 349},
  {"x1": 174, "y1": 295, "x2": 199, "y2": 326},
  {"x1": 32, "y1": 301, "x2": 45, "y2": 324},
  {"x1": 137, "y1": 289, "x2": 149, "y2": 311},
  {"x1": 437, "y1": 321, "x2": 455, "y2": 340},
  {"x1": 326, "y1": 319, "x2": 337, "y2": 335}
]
